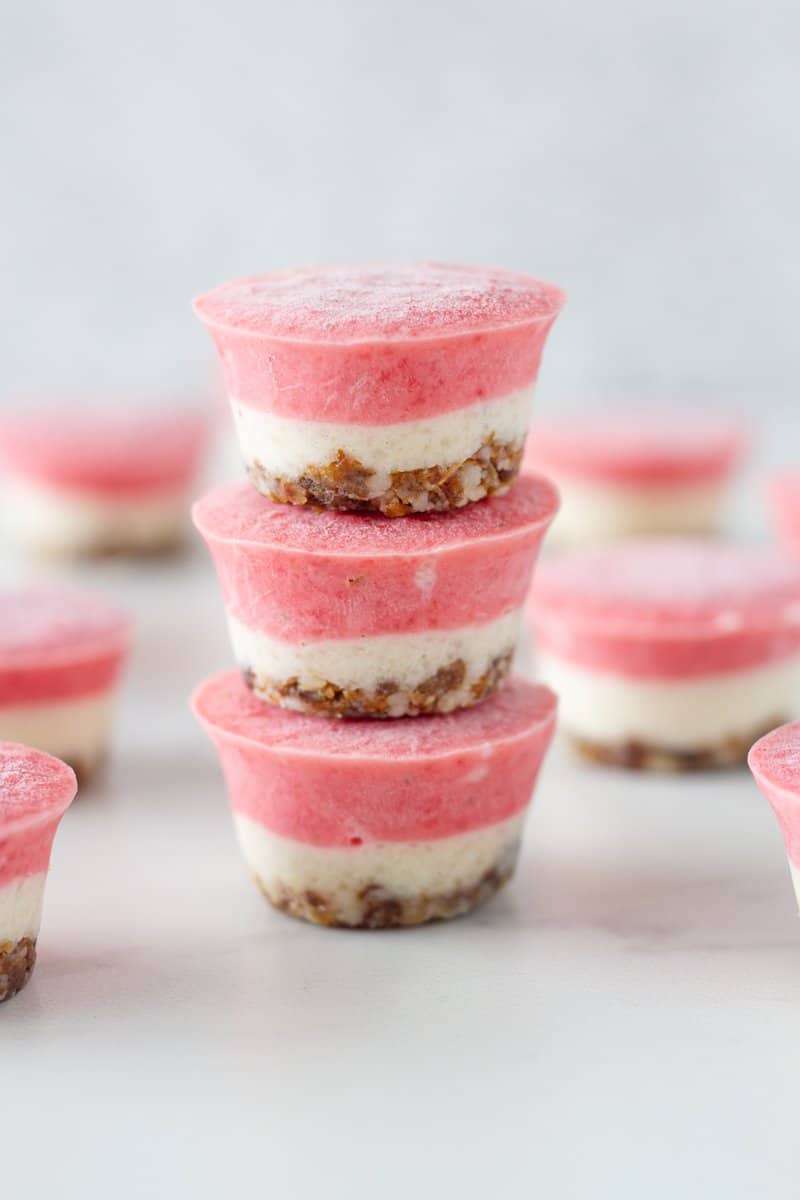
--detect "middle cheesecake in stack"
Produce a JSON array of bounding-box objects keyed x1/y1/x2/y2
[{"x1": 191, "y1": 262, "x2": 564, "y2": 927}]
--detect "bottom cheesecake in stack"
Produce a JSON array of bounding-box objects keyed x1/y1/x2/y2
[{"x1": 193, "y1": 672, "x2": 556, "y2": 928}]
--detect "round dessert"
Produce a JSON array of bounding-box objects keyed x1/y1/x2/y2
[
  {"x1": 767, "y1": 473, "x2": 800, "y2": 559},
  {"x1": 194, "y1": 263, "x2": 565, "y2": 516},
  {"x1": 0, "y1": 407, "x2": 210, "y2": 557},
  {"x1": 528, "y1": 539, "x2": 800, "y2": 770},
  {"x1": 523, "y1": 411, "x2": 746, "y2": 543},
  {"x1": 193, "y1": 671, "x2": 557, "y2": 928},
  {"x1": 0, "y1": 743, "x2": 77, "y2": 1002},
  {"x1": 0, "y1": 587, "x2": 133, "y2": 781},
  {"x1": 749, "y1": 721, "x2": 800, "y2": 911},
  {"x1": 194, "y1": 474, "x2": 558, "y2": 718}
]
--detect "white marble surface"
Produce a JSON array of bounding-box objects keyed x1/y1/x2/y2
[{"x1": 2, "y1": 544, "x2": 798, "y2": 1200}]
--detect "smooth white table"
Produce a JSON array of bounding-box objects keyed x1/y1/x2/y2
[{"x1": 3, "y1": 547, "x2": 798, "y2": 1200}]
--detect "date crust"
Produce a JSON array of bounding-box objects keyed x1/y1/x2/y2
[
  {"x1": 0, "y1": 937, "x2": 37, "y2": 1003},
  {"x1": 255, "y1": 857, "x2": 518, "y2": 929},
  {"x1": 243, "y1": 651, "x2": 513, "y2": 719},
  {"x1": 248, "y1": 435, "x2": 524, "y2": 516},
  {"x1": 572, "y1": 717, "x2": 790, "y2": 772}
]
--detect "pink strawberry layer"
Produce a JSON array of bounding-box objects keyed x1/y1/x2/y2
[
  {"x1": 749, "y1": 722, "x2": 800, "y2": 867},
  {"x1": 193, "y1": 672, "x2": 557, "y2": 848},
  {"x1": 194, "y1": 475, "x2": 558, "y2": 642},
  {"x1": 0, "y1": 742, "x2": 77, "y2": 886},
  {"x1": 0, "y1": 408, "x2": 209, "y2": 497},
  {"x1": 530, "y1": 540, "x2": 800, "y2": 679},
  {"x1": 524, "y1": 412, "x2": 746, "y2": 486},
  {"x1": 0, "y1": 587, "x2": 132, "y2": 704},
  {"x1": 193, "y1": 264, "x2": 565, "y2": 423},
  {"x1": 768, "y1": 475, "x2": 800, "y2": 557}
]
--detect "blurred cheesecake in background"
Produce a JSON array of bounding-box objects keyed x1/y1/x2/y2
[
  {"x1": 0, "y1": 586, "x2": 132, "y2": 782},
  {"x1": 766, "y1": 473, "x2": 800, "y2": 560},
  {"x1": 749, "y1": 721, "x2": 800, "y2": 913},
  {"x1": 0, "y1": 405, "x2": 211, "y2": 558},
  {"x1": 528, "y1": 539, "x2": 800, "y2": 771},
  {"x1": 0, "y1": 743, "x2": 77, "y2": 1002},
  {"x1": 523, "y1": 410, "x2": 747, "y2": 544}
]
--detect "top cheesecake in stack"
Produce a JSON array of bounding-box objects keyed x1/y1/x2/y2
[{"x1": 193, "y1": 262, "x2": 564, "y2": 516}]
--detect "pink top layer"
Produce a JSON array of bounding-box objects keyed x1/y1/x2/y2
[
  {"x1": 0, "y1": 408, "x2": 209, "y2": 496},
  {"x1": 767, "y1": 474, "x2": 800, "y2": 556},
  {"x1": 0, "y1": 587, "x2": 132, "y2": 704},
  {"x1": 193, "y1": 671, "x2": 557, "y2": 847},
  {"x1": 0, "y1": 743, "x2": 77, "y2": 886},
  {"x1": 530, "y1": 540, "x2": 800, "y2": 679},
  {"x1": 194, "y1": 476, "x2": 558, "y2": 642},
  {"x1": 749, "y1": 723, "x2": 800, "y2": 867},
  {"x1": 194, "y1": 263, "x2": 565, "y2": 423},
  {"x1": 524, "y1": 412, "x2": 746, "y2": 486}
]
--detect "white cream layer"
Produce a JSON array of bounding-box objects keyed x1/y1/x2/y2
[
  {"x1": 0, "y1": 692, "x2": 116, "y2": 772},
  {"x1": 0, "y1": 873, "x2": 47, "y2": 944},
  {"x1": 235, "y1": 812, "x2": 525, "y2": 925},
  {"x1": 4, "y1": 476, "x2": 189, "y2": 555},
  {"x1": 546, "y1": 476, "x2": 723, "y2": 545},
  {"x1": 228, "y1": 610, "x2": 521, "y2": 712},
  {"x1": 231, "y1": 388, "x2": 534, "y2": 493},
  {"x1": 538, "y1": 653, "x2": 800, "y2": 749}
]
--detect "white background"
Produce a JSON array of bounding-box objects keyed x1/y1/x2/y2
[
  {"x1": 2, "y1": 0, "x2": 799, "y2": 421},
  {"x1": 2, "y1": 4, "x2": 800, "y2": 1197}
]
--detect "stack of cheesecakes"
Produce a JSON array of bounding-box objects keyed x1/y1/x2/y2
[{"x1": 191, "y1": 263, "x2": 564, "y2": 928}]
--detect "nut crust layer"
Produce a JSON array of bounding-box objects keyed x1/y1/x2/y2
[
  {"x1": 256, "y1": 856, "x2": 517, "y2": 929},
  {"x1": 243, "y1": 651, "x2": 514, "y2": 719},
  {"x1": 572, "y1": 718, "x2": 790, "y2": 772},
  {"x1": 248, "y1": 436, "x2": 523, "y2": 516}
]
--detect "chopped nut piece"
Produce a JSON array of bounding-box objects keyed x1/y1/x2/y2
[{"x1": 0, "y1": 937, "x2": 37, "y2": 1003}]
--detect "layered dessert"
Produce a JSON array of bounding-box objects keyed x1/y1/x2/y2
[
  {"x1": 0, "y1": 587, "x2": 133, "y2": 781},
  {"x1": 767, "y1": 473, "x2": 800, "y2": 559},
  {"x1": 0, "y1": 742, "x2": 77, "y2": 1002},
  {"x1": 192, "y1": 671, "x2": 557, "y2": 927},
  {"x1": 528, "y1": 540, "x2": 800, "y2": 770},
  {"x1": 749, "y1": 721, "x2": 800, "y2": 909},
  {"x1": 193, "y1": 263, "x2": 564, "y2": 515},
  {"x1": 194, "y1": 474, "x2": 558, "y2": 718},
  {"x1": 523, "y1": 412, "x2": 746, "y2": 543},
  {"x1": 0, "y1": 407, "x2": 210, "y2": 557}
]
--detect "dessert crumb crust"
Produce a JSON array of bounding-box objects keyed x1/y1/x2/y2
[
  {"x1": 571, "y1": 718, "x2": 790, "y2": 772},
  {"x1": 248, "y1": 436, "x2": 523, "y2": 516},
  {"x1": 243, "y1": 651, "x2": 513, "y2": 719},
  {"x1": 255, "y1": 856, "x2": 517, "y2": 929},
  {"x1": 0, "y1": 937, "x2": 37, "y2": 1003}
]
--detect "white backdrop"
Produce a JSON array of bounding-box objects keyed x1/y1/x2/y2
[{"x1": 2, "y1": 0, "x2": 799, "y2": 428}]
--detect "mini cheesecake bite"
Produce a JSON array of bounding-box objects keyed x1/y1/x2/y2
[
  {"x1": 524, "y1": 412, "x2": 746, "y2": 544},
  {"x1": 194, "y1": 263, "x2": 564, "y2": 515},
  {"x1": 749, "y1": 722, "x2": 800, "y2": 910},
  {"x1": 0, "y1": 587, "x2": 132, "y2": 781},
  {"x1": 193, "y1": 671, "x2": 557, "y2": 928},
  {"x1": 0, "y1": 743, "x2": 77, "y2": 1002},
  {"x1": 529, "y1": 540, "x2": 800, "y2": 770},
  {"x1": 0, "y1": 408, "x2": 210, "y2": 557},
  {"x1": 194, "y1": 474, "x2": 558, "y2": 718}
]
